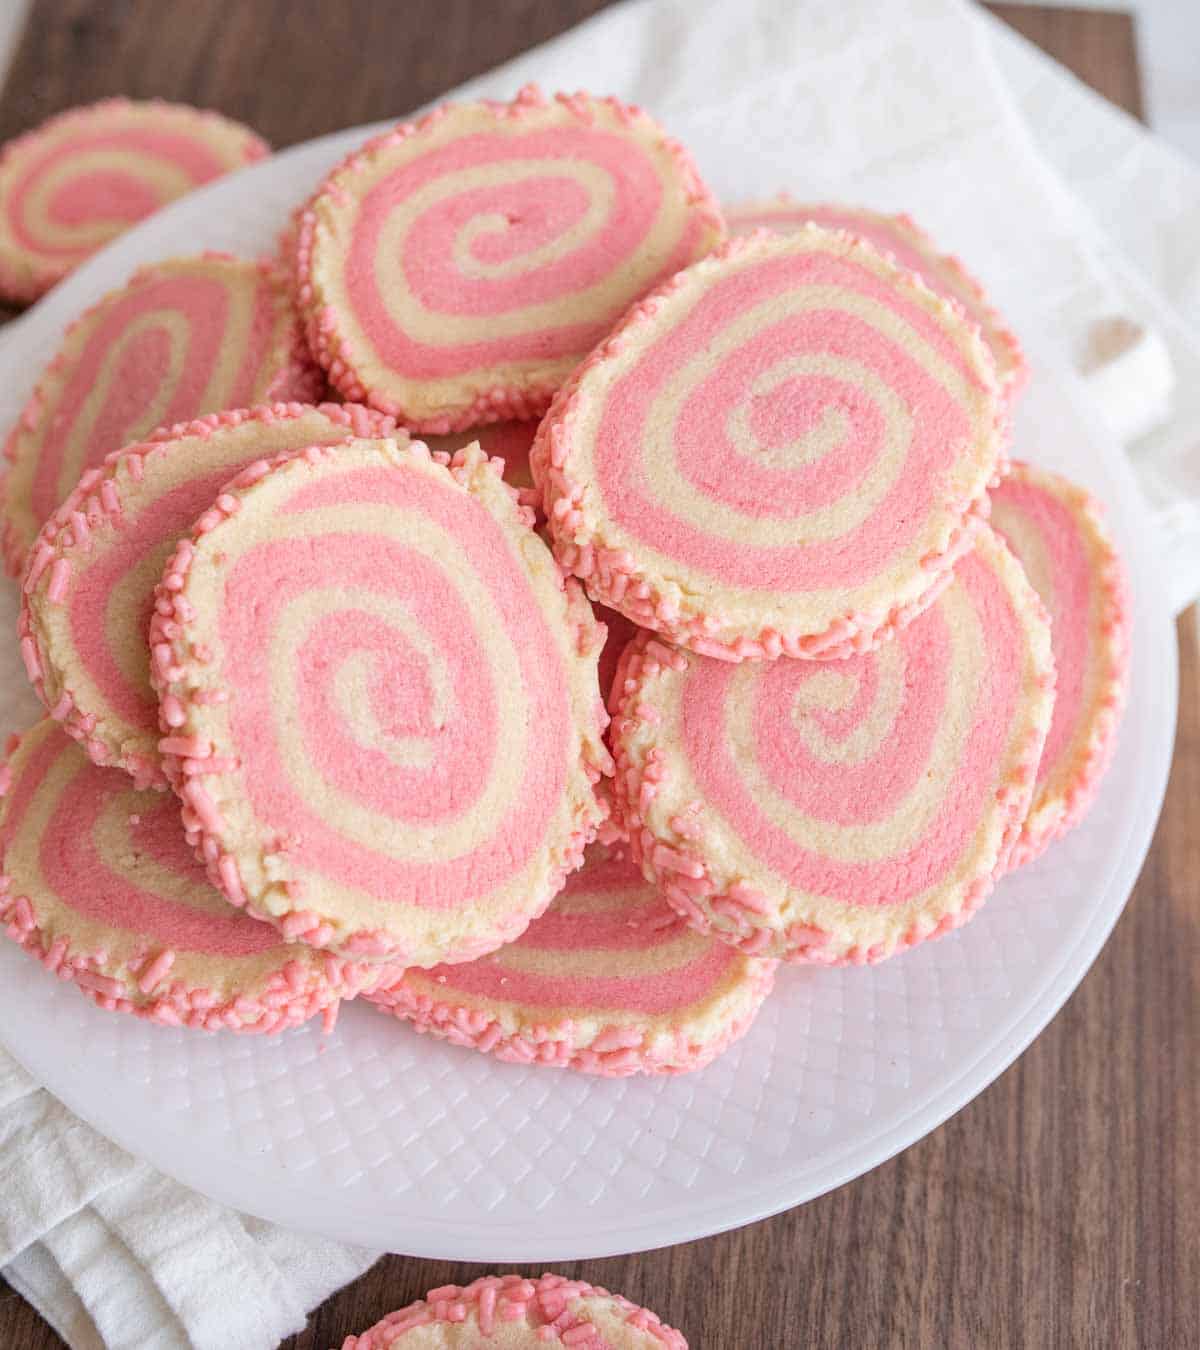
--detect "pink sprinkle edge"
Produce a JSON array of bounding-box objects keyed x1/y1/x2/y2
[{"x1": 340, "y1": 1272, "x2": 688, "y2": 1349}]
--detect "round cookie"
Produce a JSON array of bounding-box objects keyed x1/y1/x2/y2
[
  {"x1": 0, "y1": 720, "x2": 385, "y2": 1031},
  {"x1": 425, "y1": 419, "x2": 539, "y2": 510},
  {"x1": 369, "y1": 842, "x2": 775, "y2": 1076},
  {"x1": 989, "y1": 462, "x2": 1129, "y2": 866},
  {"x1": 610, "y1": 526, "x2": 1055, "y2": 964},
  {"x1": 727, "y1": 198, "x2": 1027, "y2": 401},
  {"x1": 1, "y1": 253, "x2": 322, "y2": 575},
  {"x1": 19, "y1": 402, "x2": 400, "y2": 789},
  {"x1": 533, "y1": 228, "x2": 1008, "y2": 660},
  {"x1": 341, "y1": 1274, "x2": 687, "y2": 1349},
  {"x1": 0, "y1": 99, "x2": 269, "y2": 303},
  {"x1": 295, "y1": 83, "x2": 724, "y2": 432},
  {"x1": 150, "y1": 437, "x2": 611, "y2": 966}
]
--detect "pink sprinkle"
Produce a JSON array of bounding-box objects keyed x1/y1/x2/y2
[
  {"x1": 74, "y1": 970, "x2": 125, "y2": 999},
  {"x1": 562, "y1": 1326, "x2": 598, "y2": 1346},
  {"x1": 217, "y1": 854, "x2": 245, "y2": 905},
  {"x1": 138, "y1": 948, "x2": 176, "y2": 995},
  {"x1": 182, "y1": 781, "x2": 223, "y2": 834},
  {"x1": 160, "y1": 694, "x2": 186, "y2": 728},
  {"x1": 19, "y1": 636, "x2": 41, "y2": 682}
]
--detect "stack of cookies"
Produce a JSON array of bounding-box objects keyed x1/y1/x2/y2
[{"x1": 0, "y1": 87, "x2": 1129, "y2": 1075}]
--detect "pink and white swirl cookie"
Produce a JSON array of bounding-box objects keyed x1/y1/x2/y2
[
  {"x1": 610, "y1": 527, "x2": 1055, "y2": 964},
  {"x1": 150, "y1": 437, "x2": 611, "y2": 967},
  {"x1": 0, "y1": 99, "x2": 268, "y2": 303},
  {"x1": 990, "y1": 462, "x2": 1129, "y2": 866},
  {"x1": 727, "y1": 199, "x2": 1027, "y2": 401},
  {"x1": 533, "y1": 229, "x2": 1008, "y2": 661},
  {"x1": 425, "y1": 419, "x2": 539, "y2": 509},
  {"x1": 0, "y1": 721, "x2": 384, "y2": 1031},
  {"x1": 368, "y1": 843, "x2": 775, "y2": 1076},
  {"x1": 341, "y1": 1273, "x2": 687, "y2": 1349},
  {"x1": 1, "y1": 254, "x2": 321, "y2": 575},
  {"x1": 19, "y1": 403, "x2": 399, "y2": 789},
  {"x1": 295, "y1": 84, "x2": 724, "y2": 432}
]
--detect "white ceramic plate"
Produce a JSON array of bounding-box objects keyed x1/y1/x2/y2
[{"x1": 0, "y1": 127, "x2": 1177, "y2": 1261}]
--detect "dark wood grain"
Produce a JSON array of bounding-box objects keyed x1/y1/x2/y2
[{"x1": 0, "y1": 5, "x2": 1195, "y2": 1348}]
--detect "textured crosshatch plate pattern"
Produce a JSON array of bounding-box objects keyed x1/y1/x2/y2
[{"x1": 0, "y1": 124, "x2": 1177, "y2": 1260}]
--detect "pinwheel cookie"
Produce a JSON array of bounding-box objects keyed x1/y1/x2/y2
[
  {"x1": 20, "y1": 402, "x2": 399, "y2": 788},
  {"x1": 611, "y1": 527, "x2": 1055, "y2": 964},
  {"x1": 0, "y1": 721, "x2": 383, "y2": 1031},
  {"x1": 990, "y1": 462, "x2": 1129, "y2": 865},
  {"x1": 341, "y1": 1274, "x2": 687, "y2": 1349},
  {"x1": 369, "y1": 843, "x2": 774, "y2": 1075},
  {"x1": 1, "y1": 253, "x2": 321, "y2": 574},
  {"x1": 150, "y1": 437, "x2": 611, "y2": 967},
  {"x1": 534, "y1": 228, "x2": 1008, "y2": 660},
  {"x1": 727, "y1": 199, "x2": 1027, "y2": 400},
  {"x1": 0, "y1": 99, "x2": 268, "y2": 303},
  {"x1": 295, "y1": 84, "x2": 724, "y2": 432}
]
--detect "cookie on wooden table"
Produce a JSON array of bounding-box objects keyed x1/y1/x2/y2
[{"x1": 341, "y1": 1273, "x2": 687, "y2": 1349}]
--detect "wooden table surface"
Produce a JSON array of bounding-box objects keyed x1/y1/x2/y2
[{"x1": 0, "y1": 4, "x2": 1195, "y2": 1347}]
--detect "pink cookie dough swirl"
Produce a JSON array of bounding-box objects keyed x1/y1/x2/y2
[
  {"x1": 610, "y1": 527, "x2": 1056, "y2": 964},
  {"x1": 0, "y1": 720, "x2": 384, "y2": 1032},
  {"x1": 294, "y1": 84, "x2": 725, "y2": 433},
  {"x1": 0, "y1": 99, "x2": 269, "y2": 304},
  {"x1": 369, "y1": 842, "x2": 775, "y2": 1076},
  {"x1": 150, "y1": 437, "x2": 611, "y2": 967},
  {"x1": 727, "y1": 198, "x2": 1027, "y2": 402},
  {"x1": 533, "y1": 228, "x2": 1009, "y2": 661},
  {"x1": 19, "y1": 403, "x2": 401, "y2": 789},
  {"x1": 990, "y1": 462, "x2": 1130, "y2": 866},
  {"x1": 342, "y1": 1273, "x2": 688, "y2": 1349},
  {"x1": 0, "y1": 253, "x2": 322, "y2": 576}
]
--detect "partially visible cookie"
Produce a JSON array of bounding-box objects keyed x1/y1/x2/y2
[
  {"x1": 0, "y1": 720, "x2": 383, "y2": 1031},
  {"x1": 341, "y1": 1273, "x2": 687, "y2": 1349},
  {"x1": 0, "y1": 99, "x2": 268, "y2": 303},
  {"x1": 610, "y1": 527, "x2": 1055, "y2": 964},
  {"x1": 1, "y1": 254, "x2": 321, "y2": 575},
  {"x1": 990, "y1": 461, "x2": 1129, "y2": 865},
  {"x1": 534, "y1": 227, "x2": 1008, "y2": 660},
  {"x1": 369, "y1": 842, "x2": 775, "y2": 1075},
  {"x1": 150, "y1": 437, "x2": 611, "y2": 967},
  {"x1": 726, "y1": 198, "x2": 1027, "y2": 401},
  {"x1": 19, "y1": 402, "x2": 399, "y2": 788},
  {"x1": 295, "y1": 84, "x2": 724, "y2": 432}
]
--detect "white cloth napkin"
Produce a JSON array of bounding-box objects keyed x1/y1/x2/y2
[{"x1": 4, "y1": 1, "x2": 1200, "y2": 1346}]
